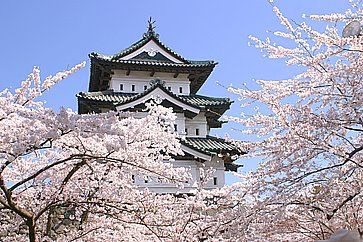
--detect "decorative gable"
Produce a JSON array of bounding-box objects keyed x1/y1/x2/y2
[
  {"x1": 115, "y1": 84, "x2": 200, "y2": 115},
  {"x1": 130, "y1": 51, "x2": 174, "y2": 62},
  {"x1": 119, "y1": 39, "x2": 185, "y2": 64}
]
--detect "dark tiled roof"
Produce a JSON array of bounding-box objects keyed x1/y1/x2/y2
[
  {"x1": 90, "y1": 53, "x2": 215, "y2": 68},
  {"x1": 110, "y1": 31, "x2": 189, "y2": 63},
  {"x1": 77, "y1": 92, "x2": 135, "y2": 104},
  {"x1": 225, "y1": 163, "x2": 241, "y2": 172},
  {"x1": 88, "y1": 29, "x2": 217, "y2": 94},
  {"x1": 180, "y1": 95, "x2": 231, "y2": 107},
  {"x1": 91, "y1": 28, "x2": 216, "y2": 67},
  {"x1": 111, "y1": 37, "x2": 151, "y2": 61},
  {"x1": 77, "y1": 85, "x2": 232, "y2": 108},
  {"x1": 182, "y1": 136, "x2": 242, "y2": 156},
  {"x1": 182, "y1": 136, "x2": 243, "y2": 172}
]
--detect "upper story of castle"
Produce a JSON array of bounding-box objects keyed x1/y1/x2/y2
[
  {"x1": 77, "y1": 19, "x2": 233, "y2": 138},
  {"x1": 86, "y1": 18, "x2": 217, "y2": 95}
]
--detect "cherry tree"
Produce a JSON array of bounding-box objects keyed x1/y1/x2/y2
[
  {"x1": 5, "y1": 1, "x2": 363, "y2": 241},
  {"x1": 0, "y1": 63, "x2": 187, "y2": 241},
  {"x1": 227, "y1": 1, "x2": 363, "y2": 241},
  {"x1": 0, "y1": 63, "x2": 243, "y2": 242}
]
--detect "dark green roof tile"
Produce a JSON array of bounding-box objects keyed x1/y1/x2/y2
[
  {"x1": 90, "y1": 53, "x2": 215, "y2": 68},
  {"x1": 181, "y1": 136, "x2": 244, "y2": 172},
  {"x1": 180, "y1": 95, "x2": 232, "y2": 107},
  {"x1": 110, "y1": 32, "x2": 189, "y2": 63},
  {"x1": 89, "y1": 28, "x2": 216, "y2": 68},
  {"x1": 182, "y1": 136, "x2": 242, "y2": 155},
  {"x1": 77, "y1": 85, "x2": 232, "y2": 108},
  {"x1": 181, "y1": 135, "x2": 246, "y2": 171},
  {"x1": 77, "y1": 91, "x2": 135, "y2": 104}
]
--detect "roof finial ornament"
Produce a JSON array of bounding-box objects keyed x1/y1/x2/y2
[{"x1": 144, "y1": 17, "x2": 159, "y2": 39}]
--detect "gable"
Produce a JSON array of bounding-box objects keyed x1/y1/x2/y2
[
  {"x1": 119, "y1": 39, "x2": 185, "y2": 64},
  {"x1": 115, "y1": 87, "x2": 200, "y2": 114},
  {"x1": 130, "y1": 51, "x2": 174, "y2": 62}
]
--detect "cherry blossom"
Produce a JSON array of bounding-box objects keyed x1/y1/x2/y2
[
  {"x1": 227, "y1": 1, "x2": 363, "y2": 241},
  {"x1": 0, "y1": 64, "x2": 241, "y2": 242}
]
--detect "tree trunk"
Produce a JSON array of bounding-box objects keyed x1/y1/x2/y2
[{"x1": 27, "y1": 218, "x2": 36, "y2": 242}]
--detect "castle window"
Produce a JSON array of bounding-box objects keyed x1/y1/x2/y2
[
  {"x1": 131, "y1": 175, "x2": 135, "y2": 183},
  {"x1": 174, "y1": 124, "x2": 178, "y2": 131},
  {"x1": 179, "y1": 87, "x2": 183, "y2": 93},
  {"x1": 132, "y1": 85, "x2": 135, "y2": 92},
  {"x1": 213, "y1": 177, "x2": 217, "y2": 186},
  {"x1": 196, "y1": 128, "x2": 200, "y2": 136},
  {"x1": 185, "y1": 128, "x2": 188, "y2": 135},
  {"x1": 120, "y1": 84, "x2": 124, "y2": 91}
]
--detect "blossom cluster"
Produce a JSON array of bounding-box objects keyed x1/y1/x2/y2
[{"x1": 226, "y1": 1, "x2": 363, "y2": 241}]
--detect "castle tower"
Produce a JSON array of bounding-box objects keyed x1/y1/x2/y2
[{"x1": 77, "y1": 19, "x2": 242, "y2": 193}]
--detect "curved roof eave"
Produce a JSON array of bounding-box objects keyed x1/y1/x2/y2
[{"x1": 115, "y1": 83, "x2": 201, "y2": 114}]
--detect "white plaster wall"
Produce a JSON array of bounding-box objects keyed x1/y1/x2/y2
[
  {"x1": 175, "y1": 113, "x2": 186, "y2": 136},
  {"x1": 118, "y1": 110, "x2": 187, "y2": 137},
  {"x1": 120, "y1": 111, "x2": 186, "y2": 137},
  {"x1": 117, "y1": 102, "x2": 209, "y2": 139},
  {"x1": 110, "y1": 70, "x2": 190, "y2": 95},
  {"x1": 185, "y1": 111, "x2": 208, "y2": 137},
  {"x1": 202, "y1": 156, "x2": 225, "y2": 189},
  {"x1": 135, "y1": 156, "x2": 225, "y2": 193},
  {"x1": 133, "y1": 159, "x2": 199, "y2": 193}
]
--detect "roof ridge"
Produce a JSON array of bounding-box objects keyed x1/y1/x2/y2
[
  {"x1": 91, "y1": 19, "x2": 215, "y2": 64},
  {"x1": 90, "y1": 54, "x2": 215, "y2": 67},
  {"x1": 111, "y1": 37, "x2": 150, "y2": 61}
]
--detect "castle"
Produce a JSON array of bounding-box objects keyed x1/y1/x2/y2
[{"x1": 77, "y1": 19, "x2": 241, "y2": 193}]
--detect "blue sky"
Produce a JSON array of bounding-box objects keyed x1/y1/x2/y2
[{"x1": 0, "y1": 1, "x2": 349, "y2": 182}]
